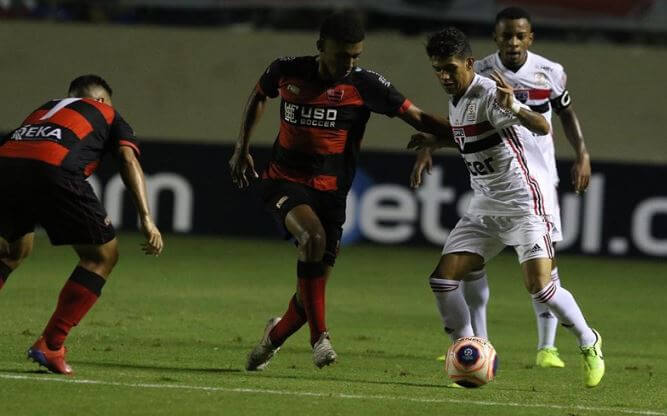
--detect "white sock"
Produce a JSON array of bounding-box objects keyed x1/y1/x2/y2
[
  {"x1": 461, "y1": 270, "x2": 489, "y2": 339},
  {"x1": 531, "y1": 267, "x2": 561, "y2": 349},
  {"x1": 532, "y1": 297, "x2": 558, "y2": 349},
  {"x1": 532, "y1": 281, "x2": 596, "y2": 347},
  {"x1": 429, "y1": 278, "x2": 474, "y2": 342},
  {"x1": 551, "y1": 267, "x2": 561, "y2": 287}
]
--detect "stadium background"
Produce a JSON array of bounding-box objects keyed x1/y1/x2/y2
[
  {"x1": 1, "y1": 3, "x2": 666, "y2": 415},
  {"x1": 2, "y1": 1, "x2": 666, "y2": 259}
]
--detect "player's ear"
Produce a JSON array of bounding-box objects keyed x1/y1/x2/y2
[
  {"x1": 466, "y1": 57, "x2": 475, "y2": 70},
  {"x1": 316, "y1": 39, "x2": 324, "y2": 52}
]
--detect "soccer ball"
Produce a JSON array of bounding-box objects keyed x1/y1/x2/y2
[{"x1": 445, "y1": 336, "x2": 498, "y2": 388}]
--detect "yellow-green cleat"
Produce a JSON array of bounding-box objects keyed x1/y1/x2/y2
[
  {"x1": 436, "y1": 354, "x2": 447, "y2": 362},
  {"x1": 535, "y1": 347, "x2": 565, "y2": 368},
  {"x1": 581, "y1": 328, "x2": 605, "y2": 388},
  {"x1": 445, "y1": 382, "x2": 464, "y2": 389}
]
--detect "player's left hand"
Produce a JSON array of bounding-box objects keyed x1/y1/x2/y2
[
  {"x1": 489, "y1": 70, "x2": 515, "y2": 110},
  {"x1": 140, "y1": 215, "x2": 163, "y2": 256},
  {"x1": 229, "y1": 147, "x2": 259, "y2": 189},
  {"x1": 571, "y1": 152, "x2": 591, "y2": 194}
]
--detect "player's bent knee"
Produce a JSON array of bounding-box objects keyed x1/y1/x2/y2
[{"x1": 297, "y1": 229, "x2": 326, "y2": 260}]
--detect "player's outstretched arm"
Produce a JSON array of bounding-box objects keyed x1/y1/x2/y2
[
  {"x1": 229, "y1": 86, "x2": 268, "y2": 189},
  {"x1": 398, "y1": 104, "x2": 454, "y2": 142},
  {"x1": 558, "y1": 106, "x2": 591, "y2": 193},
  {"x1": 489, "y1": 71, "x2": 550, "y2": 135},
  {"x1": 118, "y1": 146, "x2": 164, "y2": 256}
]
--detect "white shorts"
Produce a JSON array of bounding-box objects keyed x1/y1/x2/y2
[
  {"x1": 547, "y1": 185, "x2": 562, "y2": 242},
  {"x1": 443, "y1": 214, "x2": 554, "y2": 264}
]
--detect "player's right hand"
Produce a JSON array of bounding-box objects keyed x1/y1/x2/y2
[
  {"x1": 229, "y1": 148, "x2": 259, "y2": 189},
  {"x1": 410, "y1": 148, "x2": 433, "y2": 189},
  {"x1": 140, "y1": 216, "x2": 163, "y2": 256}
]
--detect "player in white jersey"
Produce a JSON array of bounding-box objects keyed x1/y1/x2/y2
[
  {"x1": 420, "y1": 7, "x2": 592, "y2": 369},
  {"x1": 408, "y1": 27, "x2": 604, "y2": 388}
]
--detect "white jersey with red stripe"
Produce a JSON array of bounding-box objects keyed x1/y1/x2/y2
[
  {"x1": 449, "y1": 74, "x2": 552, "y2": 218},
  {"x1": 474, "y1": 51, "x2": 569, "y2": 186}
]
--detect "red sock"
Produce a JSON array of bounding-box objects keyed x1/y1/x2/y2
[
  {"x1": 296, "y1": 261, "x2": 327, "y2": 346},
  {"x1": 43, "y1": 267, "x2": 106, "y2": 350},
  {"x1": 269, "y1": 294, "x2": 307, "y2": 347}
]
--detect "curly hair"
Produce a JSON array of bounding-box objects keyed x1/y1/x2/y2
[{"x1": 425, "y1": 27, "x2": 472, "y2": 59}]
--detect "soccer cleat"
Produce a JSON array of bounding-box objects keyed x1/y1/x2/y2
[
  {"x1": 245, "y1": 317, "x2": 281, "y2": 371},
  {"x1": 536, "y1": 347, "x2": 565, "y2": 368},
  {"x1": 312, "y1": 331, "x2": 337, "y2": 368},
  {"x1": 27, "y1": 336, "x2": 73, "y2": 375},
  {"x1": 445, "y1": 382, "x2": 464, "y2": 389},
  {"x1": 436, "y1": 354, "x2": 447, "y2": 362},
  {"x1": 581, "y1": 328, "x2": 605, "y2": 388}
]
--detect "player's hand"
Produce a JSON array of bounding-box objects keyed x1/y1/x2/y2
[
  {"x1": 229, "y1": 147, "x2": 259, "y2": 189},
  {"x1": 489, "y1": 70, "x2": 515, "y2": 110},
  {"x1": 571, "y1": 151, "x2": 591, "y2": 194},
  {"x1": 407, "y1": 132, "x2": 439, "y2": 151},
  {"x1": 140, "y1": 216, "x2": 163, "y2": 256},
  {"x1": 410, "y1": 148, "x2": 433, "y2": 189}
]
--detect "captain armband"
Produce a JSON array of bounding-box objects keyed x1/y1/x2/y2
[{"x1": 550, "y1": 90, "x2": 572, "y2": 113}]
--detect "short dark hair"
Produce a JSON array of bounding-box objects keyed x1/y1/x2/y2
[
  {"x1": 495, "y1": 7, "x2": 532, "y2": 26},
  {"x1": 319, "y1": 10, "x2": 365, "y2": 43},
  {"x1": 68, "y1": 74, "x2": 113, "y2": 98},
  {"x1": 425, "y1": 27, "x2": 472, "y2": 59}
]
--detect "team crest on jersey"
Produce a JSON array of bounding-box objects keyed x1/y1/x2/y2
[
  {"x1": 287, "y1": 84, "x2": 300, "y2": 95},
  {"x1": 534, "y1": 72, "x2": 550, "y2": 88},
  {"x1": 452, "y1": 127, "x2": 466, "y2": 151},
  {"x1": 464, "y1": 104, "x2": 477, "y2": 122},
  {"x1": 514, "y1": 90, "x2": 529, "y2": 103},
  {"x1": 326, "y1": 88, "x2": 344, "y2": 102}
]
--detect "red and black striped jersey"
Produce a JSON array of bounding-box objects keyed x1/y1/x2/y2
[
  {"x1": 0, "y1": 97, "x2": 139, "y2": 177},
  {"x1": 258, "y1": 56, "x2": 411, "y2": 195}
]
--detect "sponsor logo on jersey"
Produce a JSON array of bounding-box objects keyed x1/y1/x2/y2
[
  {"x1": 326, "y1": 88, "x2": 344, "y2": 103},
  {"x1": 10, "y1": 124, "x2": 62, "y2": 141},
  {"x1": 534, "y1": 72, "x2": 550, "y2": 88},
  {"x1": 283, "y1": 102, "x2": 338, "y2": 128}
]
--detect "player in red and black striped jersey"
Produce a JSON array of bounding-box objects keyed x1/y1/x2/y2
[
  {"x1": 230, "y1": 10, "x2": 452, "y2": 370},
  {"x1": 0, "y1": 75, "x2": 164, "y2": 375}
]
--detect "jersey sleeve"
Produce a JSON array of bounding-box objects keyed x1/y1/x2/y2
[
  {"x1": 356, "y1": 70, "x2": 411, "y2": 117},
  {"x1": 109, "y1": 112, "x2": 140, "y2": 156},
  {"x1": 549, "y1": 64, "x2": 571, "y2": 113},
  {"x1": 257, "y1": 58, "x2": 284, "y2": 98},
  {"x1": 485, "y1": 87, "x2": 527, "y2": 130}
]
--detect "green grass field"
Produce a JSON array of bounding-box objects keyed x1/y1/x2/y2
[{"x1": 1, "y1": 233, "x2": 665, "y2": 416}]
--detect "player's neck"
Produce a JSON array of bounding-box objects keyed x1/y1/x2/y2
[
  {"x1": 498, "y1": 51, "x2": 528, "y2": 72},
  {"x1": 452, "y1": 74, "x2": 475, "y2": 105}
]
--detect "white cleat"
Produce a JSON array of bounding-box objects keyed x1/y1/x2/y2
[
  {"x1": 245, "y1": 317, "x2": 281, "y2": 371},
  {"x1": 312, "y1": 331, "x2": 337, "y2": 368}
]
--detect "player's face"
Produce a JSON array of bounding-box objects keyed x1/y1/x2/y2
[
  {"x1": 318, "y1": 38, "x2": 363, "y2": 81},
  {"x1": 430, "y1": 55, "x2": 475, "y2": 97},
  {"x1": 494, "y1": 18, "x2": 533, "y2": 70}
]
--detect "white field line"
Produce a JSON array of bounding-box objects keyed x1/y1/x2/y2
[{"x1": 1, "y1": 373, "x2": 665, "y2": 416}]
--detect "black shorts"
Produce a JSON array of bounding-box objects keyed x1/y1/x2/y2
[
  {"x1": 260, "y1": 179, "x2": 345, "y2": 267},
  {"x1": 0, "y1": 158, "x2": 115, "y2": 245}
]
